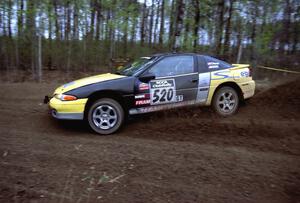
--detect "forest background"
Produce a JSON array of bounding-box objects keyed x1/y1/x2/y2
[{"x1": 0, "y1": 0, "x2": 299, "y2": 81}]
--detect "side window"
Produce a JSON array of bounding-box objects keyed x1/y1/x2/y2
[
  {"x1": 197, "y1": 55, "x2": 208, "y2": 73},
  {"x1": 148, "y1": 56, "x2": 194, "y2": 77},
  {"x1": 205, "y1": 56, "x2": 232, "y2": 70}
]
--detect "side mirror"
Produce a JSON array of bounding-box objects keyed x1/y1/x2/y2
[{"x1": 139, "y1": 73, "x2": 155, "y2": 83}]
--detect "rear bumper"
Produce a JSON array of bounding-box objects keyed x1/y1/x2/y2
[
  {"x1": 48, "y1": 97, "x2": 88, "y2": 120},
  {"x1": 240, "y1": 80, "x2": 255, "y2": 99}
]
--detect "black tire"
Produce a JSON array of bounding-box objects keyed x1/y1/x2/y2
[
  {"x1": 212, "y1": 86, "x2": 239, "y2": 117},
  {"x1": 87, "y1": 98, "x2": 124, "y2": 135}
]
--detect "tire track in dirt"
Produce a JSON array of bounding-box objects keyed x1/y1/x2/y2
[{"x1": 0, "y1": 78, "x2": 299, "y2": 202}]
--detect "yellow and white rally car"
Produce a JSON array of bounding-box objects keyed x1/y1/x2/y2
[{"x1": 45, "y1": 53, "x2": 255, "y2": 135}]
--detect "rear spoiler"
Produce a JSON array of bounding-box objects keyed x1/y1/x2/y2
[
  {"x1": 231, "y1": 64, "x2": 252, "y2": 76},
  {"x1": 230, "y1": 64, "x2": 250, "y2": 70}
]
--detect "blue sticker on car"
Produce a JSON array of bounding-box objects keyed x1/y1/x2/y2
[{"x1": 212, "y1": 71, "x2": 232, "y2": 80}]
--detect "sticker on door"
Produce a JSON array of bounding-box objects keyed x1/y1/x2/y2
[{"x1": 149, "y1": 79, "x2": 176, "y2": 105}]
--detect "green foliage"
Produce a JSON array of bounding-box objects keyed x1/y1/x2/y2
[{"x1": 0, "y1": 0, "x2": 299, "y2": 75}]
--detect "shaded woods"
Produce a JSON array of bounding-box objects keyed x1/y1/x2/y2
[{"x1": 0, "y1": 0, "x2": 299, "y2": 81}]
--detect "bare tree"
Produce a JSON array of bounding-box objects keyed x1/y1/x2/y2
[
  {"x1": 159, "y1": 0, "x2": 165, "y2": 46},
  {"x1": 53, "y1": 0, "x2": 60, "y2": 41},
  {"x1": 153, "y1": 0, "x2": 160, "y2": 45},
  {"x1": 192, "y1": 0, "x2": 200, "y2": 51},
  {"x1": 140, "y1": 0, "x2": 147, "y2": 46},
  {"x1": 215, "y1": 0, "x2": 225, "y2": 55},
  {"x1": 250, "y1": 0, "x2": 259, "y2": 61},
  {"x1": 223, "y1": 0, "x2": 235, "y2": 59},
  {"x1": 148, "y1": 0, "x2": 154, "y2": 46},
  {"x1": 95, "y1": 0, "x2": 102, "y2": 40}
]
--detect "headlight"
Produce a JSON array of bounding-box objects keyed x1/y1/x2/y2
[{"x1": 55, "y1": 94, "x2": 77, "y2": 101}]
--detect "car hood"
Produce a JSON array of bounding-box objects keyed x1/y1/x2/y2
[{"x1": 54, "y1": 73, "x2": 126, "y2": 95}]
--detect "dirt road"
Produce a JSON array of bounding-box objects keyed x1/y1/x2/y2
[{"x1": 0, "y1": 78, "x2": 299, "y2": 203}]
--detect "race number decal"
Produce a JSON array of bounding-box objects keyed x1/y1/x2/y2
[{"x1": 150, "y1": 79, "x2": 176, "y2": 105}]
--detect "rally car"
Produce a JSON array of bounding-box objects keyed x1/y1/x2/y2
[{"x1": 45, "y1": 53, "x2": 255, "y2": 135}]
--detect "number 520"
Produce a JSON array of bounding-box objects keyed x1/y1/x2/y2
[{"x1": 152, "y1": 88, "x2": 174, "y2": 104}]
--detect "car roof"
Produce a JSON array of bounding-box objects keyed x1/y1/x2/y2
[{"x1": 148, "y1": 52, "x2": 211, "y2": 58}]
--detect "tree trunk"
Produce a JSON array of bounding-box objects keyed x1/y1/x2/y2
[
  {"x1": 215, "y1": 0, "x2": 225, "y2": 55},
  {"x1": 2, "y1": 3, "x2": 7, "y2": 36},
  {"x1": 123, "y1": 13, "x2": 129, "y2": 56},
  {"x1": 65, "y1": 1, "x2": 71, "y2": 41},
  {"x1": 67, "y1": 1, "x2": 72, "y2": 73},
  {"x1": 73, "y1": 1, "x2": 79, "y2": 40},
  {"x1": 7, "y1": 0, "x2": 12, "y2": 39},
  {"x1": 183, "y1": 11, "x2": 190, "y2": 50},
  {"x1": 53, "y1": 0, "x2": 60, "y2": 41},
  {"x1": 250, "y1": 1, "x2": 259, "y2": 61},
  {"x1": 291, "y1": 19, "x2": 299, "y2": 54},
  {"x1": 280, "y1": 0, "x2": 291, "y2": 54},
  {"x1": 83, "y1": 38, "x2": 87, "y2": 72},
  {"x1": 130, "y1": 15, "x2": 137, "y2": 45},
  {"x1": 37, "y1": 34, "x2": 42, "y2": 82},
  {"x1": 236, "y1": 30, "x2": 243, "y2": 63},
  {"x1": 140, "y1": 0, "x2": 147, "y2": 46},
  {"x1": 16, "y1": 0, "x2": 24, "y2": 70},
  {"x1": 223, "y1": 0, "x2": 234, "y2": 60},
  {"x1": 17, "y1": 0, "x2": 24, "y2": 34},
  {"x1": 26, "y1": 0, "x2": 36, "y2": 79},
  {"x1": 89, "y1": 0, "x2": 96, "y2": 40},
  {"x1": 108, "y1": 1, "x2": 116, "y2": 70},
  {"x1": 193, "y1": 0, "x2": 200, "y2": 51},
  {"x1": 148, "y1": 0, "x2": 154, "y2": 46},
  {"x1": 159, "y1": 0, "x2": 165, "y2": 46},
  {"x1": 169, "y1": 0, "x2": 176, "y2": 49},
  {"x1": 153, "y1": 1, "x2": 160, "y2": 45},
  {"x1": 173, "y1": 0, "x2": 184, "y2": 51},
  {"x1": 0, "y1": 4, "x2": 2, "y2": 36},
  {"x1": 47, "y1": 2, "x2": 53, "y2": 70},
  {"x1": 95, "y1": 0, "x2": 102, "y2": 40}
]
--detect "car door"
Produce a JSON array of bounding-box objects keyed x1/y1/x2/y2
[
  {"x1": 136, "y1": 55, "x2": 199, "y2": 108},
  {"x1": 196, "y1": 55, "x2": 211, "y2": 104}
]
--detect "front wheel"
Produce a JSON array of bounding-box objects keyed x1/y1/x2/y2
[
  {"x1": 87, "y1": 98, "x2": 124, "y2": 135},
  {"x1": 212, "y1": 86, "x2": 239, "y2": 117}
]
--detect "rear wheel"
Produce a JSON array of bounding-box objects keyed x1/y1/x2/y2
[
  {"x1": 87, "y1": 98, "x2": 124, "y2": 135},
  {"x1": 212, "y1": 86, "x2": 239, "y2": 116}
]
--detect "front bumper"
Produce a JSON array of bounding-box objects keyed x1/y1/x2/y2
[
  {"x1": 48, "y1": 97, "x2": 88, "y2": 120},
  {"x1": 50, "y1": 109, "x2": 84, "y2": 120}
]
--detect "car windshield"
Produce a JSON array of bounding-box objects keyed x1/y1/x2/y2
[{"x1": 116, "y1": 57, "x2": 154, "y2": 76}]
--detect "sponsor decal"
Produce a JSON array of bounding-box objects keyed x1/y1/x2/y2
[
  {"x1": 139, "y1": 83, "x2": 149, "y2": 91},
  {"x1": 129, "y1": 100, "x2": 197, "y2": 115},
  {"x1": 135, "y1": 100, "x2": 150, "y2": 106},
  {"x1": 240, "y1": 70, "x2": 249, "y2": 77},
  {"x1": 150, "y1": 80, "x2": 174, "y2": 88},
  {"x1": 135, "y1": 94, "x2": 150, "y2": 99},
  {"x1": 135, "y1": 95, "x2": 145, "y2": 99},
  {"x1": 207, "y1": 62, "x2": 219, "y2": 69},
  {"x1": 176, "y1": 95, "x2": 183, "y2": 102},
  {"x1": 150, "y1": 79, "x2": 176, "y2": 105},
  {"x1": 212, "y1": 70, "x2": 231, "y2": 80}
]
